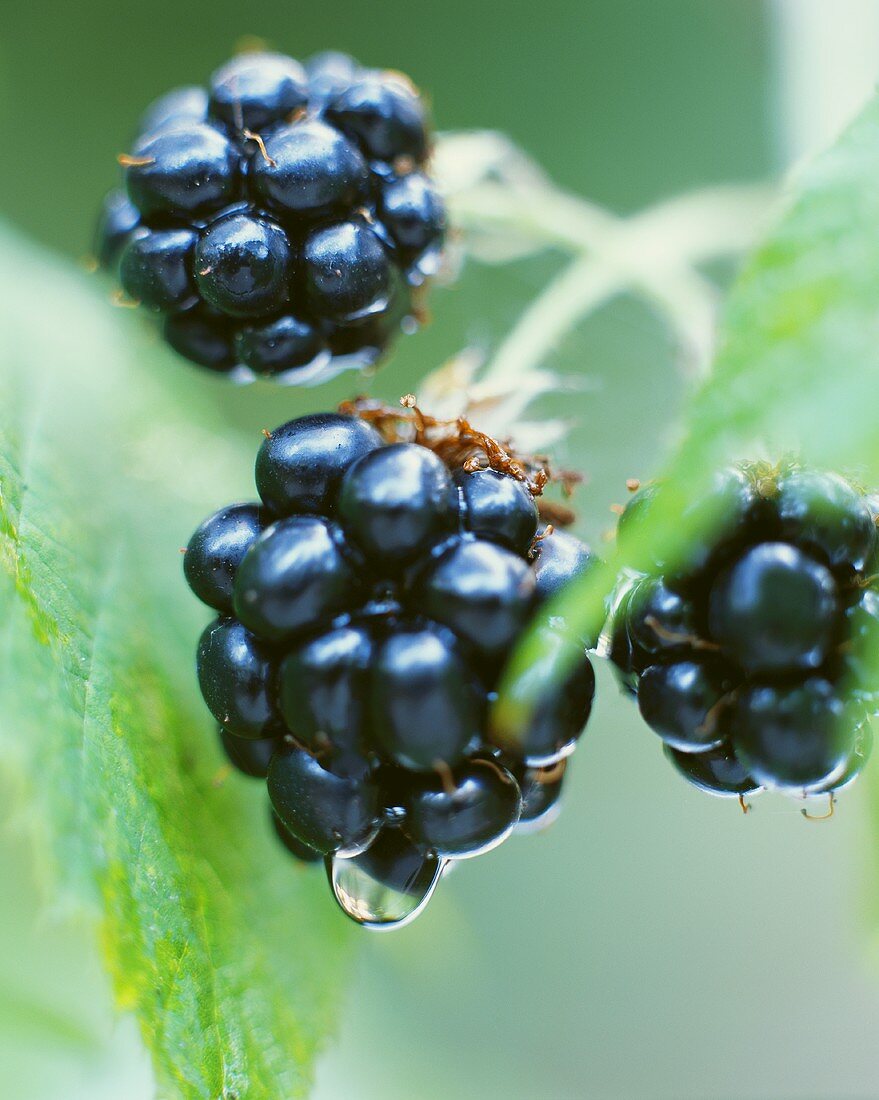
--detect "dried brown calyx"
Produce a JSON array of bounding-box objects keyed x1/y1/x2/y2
[{"x1": 338, "y1": 393, "x2": 582, "y2": 526}]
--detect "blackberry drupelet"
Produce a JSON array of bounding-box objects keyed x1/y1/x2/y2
[
  {"x1": 184, "y1": 400, "x2": 598, "y2": 926},
  {"x1": 609, "y1": 464, "x2": 879, "y2": 803},
  {"x1": 96, "y1": 49, "x2": 446, "y2": 382}
]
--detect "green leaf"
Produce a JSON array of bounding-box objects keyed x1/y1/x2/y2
[
  {"x1": 495, "y1": 91, "x2": 879, "y2": 736},
  {"x1": 0, "y1": 225, "x2": 355, "y2": 1099}
]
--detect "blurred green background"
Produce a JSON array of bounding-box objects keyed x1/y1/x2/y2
[{"x1": 4, "y1": 1, "x2": 879, "y2": 1097}]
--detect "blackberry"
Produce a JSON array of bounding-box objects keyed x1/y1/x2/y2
[
  {"x1": 119, "y1": 226, "x2": 198, "y2": 313},
  {"x1": 94, "y1": 190, "x2": 140, "y2": 271},
  {"x1": 415, "y1": 538, "x2": 535, "y2": 659},
  {"x1": 233, "y1": 516, "x2": 361, "y2": 642},
  {"x1": 369, "y1": 624, "x2": 483, "y2": 770},
  {"x1": 97, "y1": 49, "x2": 445, "y2": 382},
  {"x1": 532, "y1": 528, "x2": 601, "y2": 646},
  {"x1": 194, "y1": 212, "x2": 292, "y2": 318},
  {"x1": 164, "y1": 306, "x2": 236, "y2": 373},
  {"x1": 184, "y1": 400, "x2": 598, "y2": 925},
  {"x1": 197, "y1": 618, "x2": 278, "y2": 738},
  {"x1": 489, "y1": 624, "x2": 595, "y2": 765},
  {"x1": 279, "y1": 624, "x2": 373, "y2": 777},
  {"x1": 268, "y1": 742, "x2": 380, "y2": 856},
  {"x1": 379, "y1": 172, "x2": 446, "y2": 280},
  {"x1": 514, "y1": 761, "x2": 567, "y2": 831},
  {"x1": 664, "y1": 743, "x2": 760, "y2": 799},
  {"x1": 402, "y1": 759, "x2": 522, "y2": 858},
  {"x1": 208, "y1": 52, "x2": 308, "y2": 131},
  {"x1": 302, "y1": 219, "x2": 392, "y2": 323},
  {"x1": 271, "y1": 808, "x2": 324, "y2": 863},
  {"x1": 250, "y1": 119, "x2": 369, "y2": 218},
  {"x1": 609, "y1": 463, "x2": 879, "y2": 803},
  {"x1": 707, "y1": 543, "x2": 838, "y2": 674},
  {"x1": 125, "y1": 124, "x2": 239, "y2": 220},
  {"x1": 732, "y1": 679, "x2": 852, "y2": 792},
  {"x1": 184, "y1": 502, "x2": 264, "y2": 613},
  {"x1": 325, "y1": 73, "x2": 428, "y2": 164},
  {"x1": 456, "y1": 467, "x2": 539, "y2": 555},
  {"x1": 234, "y1": 315, "x2": 326, "y2": 377},
  {"x1": 138, "y1": 85, "x2": 209, "y2": 136},
  {"x1": 219, "y1": 727, "x2": 279, "y2": 779},
  {"x1": 637, "y1": 660, "x2": 731, "y2": 754},
  {"x1": 338, "y1": 443, "x2": 458, "y2": 567}
]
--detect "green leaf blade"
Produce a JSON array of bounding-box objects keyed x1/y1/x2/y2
[{"x1": 0, "y1": 226, "x2": 354, "y2": 1099}]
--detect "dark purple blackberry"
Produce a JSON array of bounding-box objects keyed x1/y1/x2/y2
[
  {"x1": 610, "y1": 463, "x2": 879, "y2": 802},
  {"x1": 415, "y1": 537, "x2": 536, "y2": 661},
  {"x1": 208, "y1": 52, "x2": 308, "y2": 132},
  {"x1": 164, "y1": 306, "x2": 236, "y2": 372},
  {"x1": 456, "y1": 467, "x2": 538, "y2": 555},
  {"x1": 302, "y1": 219, "x2": 392, "y2": 324},
  {"x1": 193, "y1": 212, "x2": 292, "y2": 318},
  {"x1": 637, "y1": 660, "x2": 732, "y2": 755},
  {"x1": 94, "y1": 190, "x2": 140, "y2": 272},
  {"x1": 279, "y1": 624, "x2": 374, "y2": 777},
  {"x1": 233, "y1": 516, "x2": 361, "y2": 642},
  {"x1": 196, "y1": 618, "x2": 278, "y2": 738},
  {"x1": 184, "y1": 403, "x2": 597, "y2": 924},
  {"x1": 184, "y1": 502, "x2": 264, "y2": 613},
  {"x1": 119, "y1": 227, "x2": 198, "y2": 313},
  {"x1": 488, "y1": 624, "x2": 595, "y2": 765},
  {"x1": 326, "y1": 72, "x2": 428, "y2": 164},
  {"x1": 380, "y1": 171, "x2": 446, "y2": 281},
  {"x1": 270, "y1": 807, "x2": 326, "y2": 864},
  {"x1": 97, "y1": 50, "x2": 445, "y2": 382},
  {"x1": 402, "y1": 759, "x2": 521, "y2": 858},
  {"x1": 338, "y1": 443, "x2": 458, "y2": 568},
  {"x1": 250, "y1": 119, "x2": 369, "y2": 219},
  {"x1": 138, "y1": 85, "x2": 209, "y2": 136},
  {"x1": 514, "y1": 761, "x2": 567, "y2": 831},
  {"x1": 369, "y1": 624, "x2": 483, "y2": 770},
  {"x1": 125, "y1": 123, "x2": 240, "y2": 220},
  {"x1": 664, "y1": 742, "x2": 760, "y2": 799},
  {"x1": 268, "y1": 742, "x2": 380, "y2": 856},
  {"x1": 732, "y1": 679, "x2": 852, "y2": 792},
  {"x1": 255, "y1": 412, "x2": 383, "y2": 516},
  {"x1": 532, "y1": 528, "x2": 600, "y2": 646},
  {"x1": 219, "y1": 727, "x2": 279, "y2": 779}
]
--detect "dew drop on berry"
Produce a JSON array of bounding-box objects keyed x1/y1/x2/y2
[{"x1": 327, "y1": 828, "x2": 445, "y2": 930}]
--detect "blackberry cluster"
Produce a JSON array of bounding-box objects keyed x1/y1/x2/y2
[
  {"x1": 96, "y1": 50, "x2": 445, "y2": 382},
  {"x1": 609, "y1": 466, "x2": 879, "y2": 801},
  {"x1": 184, "y1": 405, "x2": 597, "y2": 913}
]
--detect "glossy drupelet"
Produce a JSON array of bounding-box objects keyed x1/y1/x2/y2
[
  {"x1": 184, "y1": 408, "x2": 598, "y2": 924},
  {"x1": 609, "y1": 465, "x2": 879, "y2": 801},
  {"x1": 96, "y1": 49, "x2": 446, "y2": 382}
]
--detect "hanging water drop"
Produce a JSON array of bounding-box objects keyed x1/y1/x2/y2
[{"x1": 327, "y1": 827, "x2": 445, "y2": 930}]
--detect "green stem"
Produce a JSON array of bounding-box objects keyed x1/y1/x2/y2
[
  {"x1": 479, "y1": 255, "x2": 620, "y2": 390},
  {"x1": 443, "y1": 147, "x2": 771, "y2": 393}
]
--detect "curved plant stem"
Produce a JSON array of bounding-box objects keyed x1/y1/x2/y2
[
  {"x1": 479, "y1": 254, "x2": 617, "y2": 390},
  {"x1": 435, "y1": 131, "x2": 775, "y2": 405}
]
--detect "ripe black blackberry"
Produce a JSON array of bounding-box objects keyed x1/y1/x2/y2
[
  {"x1": 608, "y1": 465, "x2": 879, "y2": 804},
  {"x1": 95, "y1": 50, "x2": 445, "y2": 383},
  {"x1": 184, "y1": 399, "x2": 598, "y2": 924}
]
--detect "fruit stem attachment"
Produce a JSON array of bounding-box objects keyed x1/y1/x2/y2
[{"x1": 801, "y1": 794, "x2": 836, "y2": 821}]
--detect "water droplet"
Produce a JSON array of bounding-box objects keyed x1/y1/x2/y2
[{"x1": 327, "y1": 828, "x2": 444, "y2": 931}]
